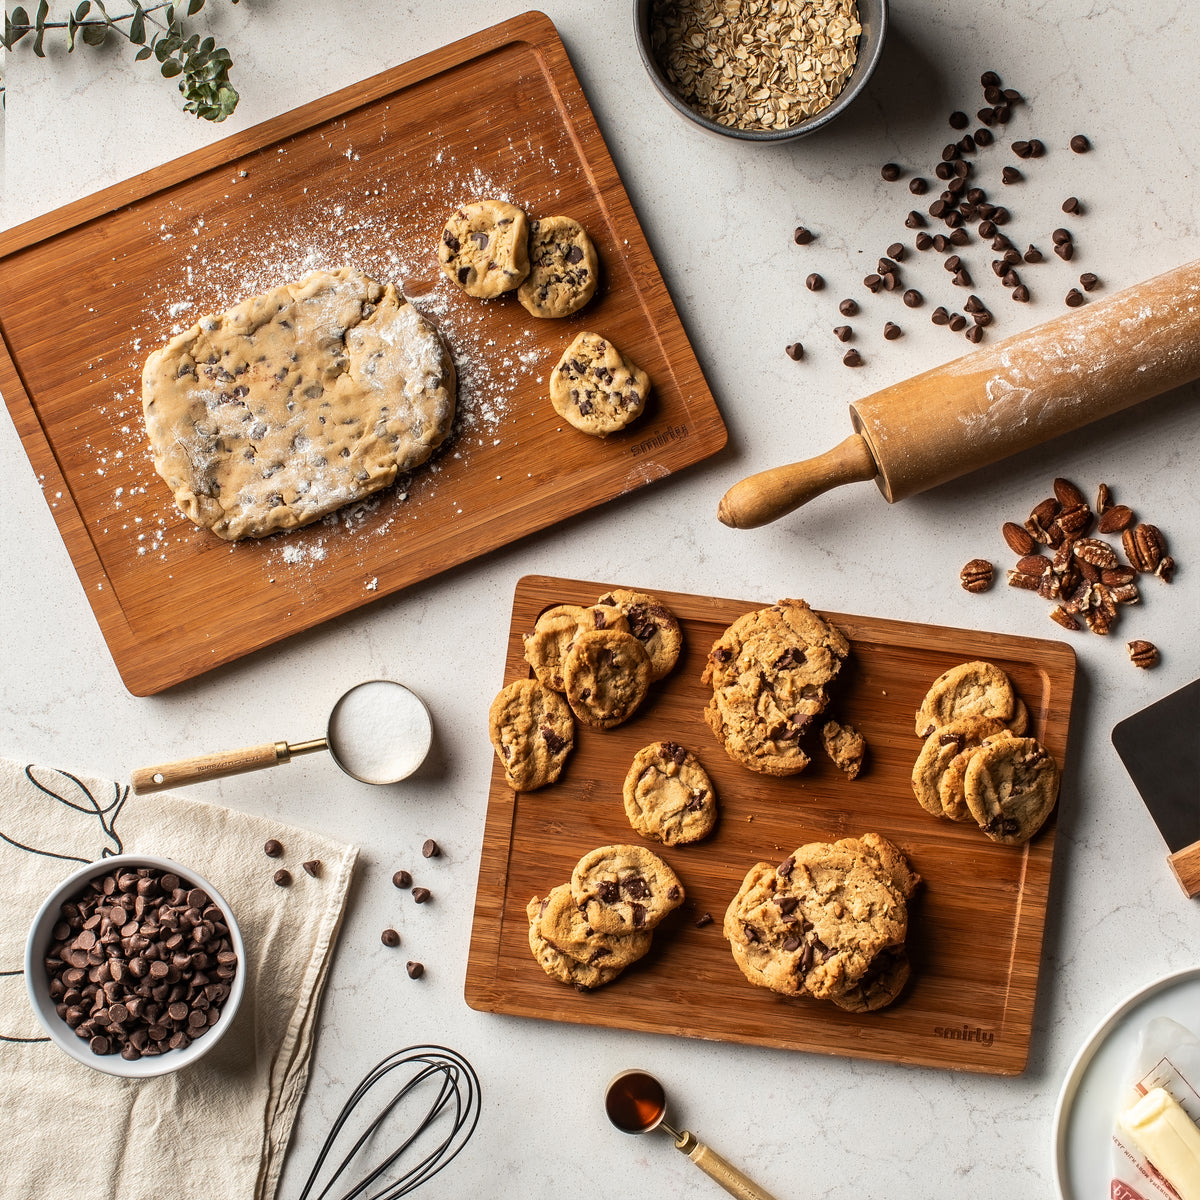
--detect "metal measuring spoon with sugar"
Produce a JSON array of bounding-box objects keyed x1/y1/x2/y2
[
  {"x1": 130, "y1": 679, "x2": 432, "y2": 793},
  {"x1": 605, "y1": 1070, "x2": 779, "y2": 1200}
]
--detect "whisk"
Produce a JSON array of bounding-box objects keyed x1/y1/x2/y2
[{"x1": 296, "y1": 1045, "x2": 481, "y2": 1200}]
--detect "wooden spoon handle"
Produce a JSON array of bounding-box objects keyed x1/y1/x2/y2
[
  {"x1": 130, "y1": 742, "x2": 292, "y2": 793},
  {"x1": 717, "y1": 432, "x2": 878, "y2": 528}
]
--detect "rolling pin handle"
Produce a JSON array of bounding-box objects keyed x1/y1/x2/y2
[{"x1": 717, "y1": 433, "x2": 879, "y2": 529}]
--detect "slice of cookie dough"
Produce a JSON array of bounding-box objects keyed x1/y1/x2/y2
[
  {"x1": 821, "y1": 720, "x2": 866, "y2": 780},
  {"x1": 964, "y1": 735, "x2": 1061, "y2": 845},
  {"x1": 439, "y1": 199, "x2": 530, "y2": 298},
  {"x1": 595, "y1": 588, "x2": 683, "y2": 682},
  {"x1": 571, "y1": 843, "x2": 685, "y2": 935},
  {"x1": 526, "y1": 896, "x2": 627, "y2": 991},
  {"x1": 550, "y1": 332, "x2": 651, "y2": 437},
  {"x1": 533, "y1": 884, "x2": 652, "y2": 967},
  {"x1": 914, "y1": 660, "x2": 1016, "y2": 739},
  {"x1": 517, "y1": 215, "x2": 600, "y2": 318},
  {"x1": 487, "y1": 678, "x2": 575, "y2": 791},
  {"x1": 562, "y1": 628, "x2": 652, "y2": 728},
  {"x1": 622, "y1": 742, "x2": 718, "y2": 845},
  {"x1": 141, "y1": 267, "x2": 456, "y2": 541}
]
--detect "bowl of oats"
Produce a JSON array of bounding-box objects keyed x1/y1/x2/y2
[{"x1": 635, "y1": 0, "x2": 886, "y2": 142}]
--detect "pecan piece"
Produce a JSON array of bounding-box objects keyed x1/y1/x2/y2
[
  {"x1": 1126, "y1": 639, "x2": 1159, "y2": 668},
  {"x1": 1108, "y1": 581, "x2": 1140, "y2": 605},
  {"x1": 1155, "y1": 555, "x2": 1176, "y2": 583},
  {"x1": 1049, "y1": 606, "x2": 1081, "y2": 631},
  {"x1": 1053, "y1": 477, "x2": 1086, "y2": 507},
  {"x1": 1072, "y1": 537, "x2": 1119, "y2": 570},
  {"x1": 1095, "y1": 482, "x2": 1112, "y2": 514},
  {"x1": 1024, "y1": 497, "x2": 1062, "y2": 545},
  {"x1": 1101, "y1": 565, "x2": 1136, "y2": 587},
  {"x1": 1002, "y1": 521, "x2": 1036, "y2": 555},
  {"x1": 1007, "y1": 569, "x2": 1042, "y2": 592},
  {"x1": 960, "y1": 558, "x2": 994, "y2": 592},
  {"x1": 1123, "y1": 523, "x2": 1166, "y2": 572},
  {"x1": 1084, "y1": 605, "x2": 1113, "y2": 635},
  {"x1": 1097, "y1": 504, "x2": 1134, "y2": 534},
  {"x1": 1054, "y1": 502, "x2": 1093, "y2": 538}
]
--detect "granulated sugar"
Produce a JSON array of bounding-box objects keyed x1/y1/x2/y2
[{"x1": 327, "y1": 679, "x2": 432, "y2": 784}]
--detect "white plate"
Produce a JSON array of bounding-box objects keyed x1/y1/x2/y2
[{"x1": 1053, "y1": 966, "x2": 1200, "y2": 1198}]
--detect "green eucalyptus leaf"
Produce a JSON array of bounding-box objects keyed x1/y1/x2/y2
[
  {"x1": 129, "y1": 9, "x2": 145, "y2": 42},
  {"x1": 33, "y1": 25, "x2": 46, "y2": 56},
  {"x1": 199, "y1": 35, "x2": 213, "y2": 54},
  {"x1": 187, "y1": 0, "x2": 204, "y2": 13},
  {"x1": 81, "y1": 22, "x2": 107, "y2": 45},
  {"x1": 35, "y1": 0, "x2": 49, "y2": 24},
  {"x1": 161, "y1": 57, "x2": 182, "y2": 78},
  {"x1": 67, "y1": 11, "x2": 77, "y2": 49},
  {"x1": 165, "y1": 4, "x2": 174, "y2": 22},
  {"x1": 135, "y1": 43, "x2": 152, "y2": 59},
  {"x1": 75, "y1": 1, "x2": 91, "y2": 18},
  {"x1": 12, "y1": 6, "x2": 30, "y2": 24}
]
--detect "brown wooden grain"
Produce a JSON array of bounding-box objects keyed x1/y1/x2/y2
[
  {"x1": 0, "y1": 13, "x2": 726, "y2": 695},
  {"x1": 465, "y1": 575, "x2": 1078, "y2": 1075}
]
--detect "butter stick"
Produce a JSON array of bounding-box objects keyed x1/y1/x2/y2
[{"x1": 1120, "y1": 1087, "x2": 1200, "y2": 1200}]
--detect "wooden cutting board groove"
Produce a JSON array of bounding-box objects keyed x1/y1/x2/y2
[{"x1": 465, "y1": 576, "x2": 1077, "y2": 1075}]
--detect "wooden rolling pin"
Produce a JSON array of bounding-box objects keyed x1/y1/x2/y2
[{"x1": 718, "y1": 259, "x2": 1200, "y2": 528}]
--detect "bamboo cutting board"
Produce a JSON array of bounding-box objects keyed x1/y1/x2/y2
[
  {"x1": 465, "y1": 576, "x2": 1077, "y2": 1075},
  {"x1": 0, "y1": 12, "x2": 725, "y2": 695}
]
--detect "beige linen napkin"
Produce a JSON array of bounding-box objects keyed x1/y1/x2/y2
[{"x1": 0, "y1": 758, "x2": 358, "y2": 1200}]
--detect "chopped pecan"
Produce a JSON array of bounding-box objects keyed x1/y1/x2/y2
[
  {"x1": 1126, "y1": 639, "x2": 1159, "y2": 668},
  {"x1": 1036, "y1": 571, "x2": 1062, "y2": 600},
  {"x1": 1062, "y1": 578, "x2": 1094, "y2": 614},
  {"x1": 1091, "y1": 582, "x2": 1118, "y2": 623},
  {"x1": 1002, "y1": 521, "x2": 1036, "y2": 555},
  {"x1": 1095, "y1": 482, "x2": 1111, "y2": 514},
  {"x1": 1051, "y1": 541, "x2": 1075, "y2": 573},
  {"x1": 1108, "y1": 581, "x2": 1140, "y2": 605},
  {"x1": 1072, "y1": 537, "x2": 1119, "y2": 570},
  {"x1": 1053, "y1": 477, "x2": 1086, "y2": 507},
  {"x1": 960, "y1": 559, "x2": 994, "y2": 592},
  {"x1": 1084, "y1": 605, "x2": 1113, "y2": 635},
  {"x1": 1097, "y1": 504, "x2": 1134, "y2": 534},
  {"x1": 1007, "y1": 569, "x2": 1041, "y2": 592},
  {"x1": 1054, "y1": 502, "x2": 1093, "y2": 538},
  {"x1": 1025, "y1": 497, "x2": 1062, "y2": 545},
  {"x1": 1049, "y1": 606, "x2": 1081, "y2": 631},
  {"x1": 1101, "y1": 565, "x2": 1137, "y2": 587},
  {"x1": 1155, "y1": 555, "x2": 1176, "y2": 583}
]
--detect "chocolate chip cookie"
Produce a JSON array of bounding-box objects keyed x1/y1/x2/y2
[
  {"x1": 549, "y1": 332, "x2": 651, "y2": 437},
  {"x1": 570, "y1": 843, "x2": 685, "y2": 935},
  {"x1": 526, "y1": 896, "x2": 627, "y2": 991},
  {"x1": 522, "y1": 603, "x2": 587, "y2": 692},
  {"x1": 487, "y1": 678, "x2": 575, "y2": 791},
  {"x1": 963, "y1": 734, "x2": 1061, "y2": 845},
  {"x1": 702, "y1": 599, "x2": 851, "y2": 776},
  {"x1": 595, "y1": 588, "x2": 683, "y2": 682},
  {"x1": 517, "y1": 215, "x2": 600, "y2": 318},
  {"x1": 911, "y1": 716, "x2": 1012, "y2": 820},
  {"x1": 439, "y1": 199, "x2": 530, "y2": 298},
  {"x1": 562, "y1": 628, "x2": 652, "y2": 728},
  {"x1": 532, "y1": 884, "x2": 652, "y2": 968},
  {"x1": 821, "y1": 720, "x2": 866, "y2": 779},
  {"x1": 914, "y1": 660, "x2": 1016, "y2": 739},
  {"x1": 622, "y1": 741, "x2": 718, "y2": 845}
]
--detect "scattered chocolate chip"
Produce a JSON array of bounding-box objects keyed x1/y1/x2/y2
[
  {"x1": 302, "y1": 860, "x2": 321, "y2": 877},
  {"x1": 933, "y1": 234, "x2": 949, "y2": 252},
  {"x1": 941, "y1": 144, "x2": 959, "y2": 162},
  {"x1": 381, "y1": 928, "x2": 400, "y2": 947},
  {"x1": 977, "y1": 107, "x2": 996, "y2": 126},
  {"x1": 1065, "y1": 288, "x2": 1084, "y2": 307},
  {"x1": 914, "y1": 231, "x2": 933, "y2": 250},
  {"x1": 1022, "y1": 244, "x2": 1043, "y2": 263},
  {"x1": 1001, "y1": 166, "x2": 1022, "y2": 184},
  {"x1": 1054, "y1": 242, "x2": 1075, "y2": 261},
  {"x1": 963, "y1": 295, "x2": 984, "y2": 313},
  {"x1": 953, "y1": 268, "x2": 973, "y2": 287},
  {"x1": 412, "y1": 887, "x2": 432, "y2": 903},
  {"x1": 842, "y1": 348, "x2": 863, "y2": 366},
  {"x1": 881, "y1": 271, "x2": 900, "y2": 291},
  {"x1": 883, "y1": 321, "x2": 902, "y2": 340},
  {"x1": 931, "y1": 306, "x2": 950, "y2": 325},
  {"x1": 991, "y1": 259, "x2": 1007, "y2": 278},
  {"x1": 793, "y1": 226, "x2": 815, "y2": 245},
  {"x1": 1052, "y1": 227, "x2": 1073, "y2": 245},
  {"x1": 1070, "y1": 134, "x2": 1091, "y2": 153},
  {"x1": 273, "y1": 869, "x2": 292, "y2": 887},
  {"x1": 1079, "y1": 272, "x2": 1099, "y2": 291},
  {"x1": 1012, "y1": 284, "x2": 1031, "y2": 302},
  {"x1": 406, "y1": 961, "x2": 425, "y2": 979},
  {"x1": 785, "y1": 342, "x2": 804, "y2": 361},
  {"x1": 974, "y1": 127, "x2": 994, "y2": 146},
  {"x1": 943, "y1": 254, "x2": 961, "y2": 273},
  {"x1": 991, "y1": 206, "x2": 1011, "y2": 225},
  {"x1": 949, "y1": 228, "x2": 970, "y2": 247},
  {"x1": 806, "y1": 272, "x2": 824, "y2": 291},
  {"x1": 264, "y1": 839, "x2": 284, "y2": 858},
  {"x1": 993, "y1": 104, "x2": 1012, "y2": 124},
  {"x1": 695, "y1": 912, "x2": 714, "y2": 928},
  {"x1": 422, "y1": 839, "x2": 440, "y2": 859},
  {"x1": 839, "y1": 298, "x2": 859, "y2": 316},
  {"x1": 973, "y1": 309, "x2": 993, "y2": 326},
  {"x1": 877, "y1": 256, "x2": 898, "y2": 274},
  {"x1": 1028, "y1": 138, "x2": 1046, "y2": 157},
  {"x1": 949, "y1": 110, "x2": 970, "y2": 129},
  {"x1": 1002, "y1": 269, "x2": 1021, "y2": 288},
  {"x1": 959, "y1": 133, "x2": 976, "y2": 153},
  {"x1": 834, "y1": 325, "x2": 852, "y2": 342},
  {"x1": 948, "y1": 312, "x2": 967, "y2": 331},
  {"x1": 1011, "y1": 140, "x2": 1032, "y2": 159},
  {"x1": 887, "y1": 242, "x2": 907, "y2": 261},
  {"x1": 981, "y1": 70, "x2": 1001, "y2": 87},
  {"x1": 392, "y1": 869, "x2": 413, "y2": 889},
  {"x1": 1061, "y1": 196, "x2": 1082, "y2": 214},
  {"x1": 978, "y1": 219, "x2": 997, "y2": 238},
  {"x1": 881, "y1": 162, "x2": 902, "y2": 180},
  {"x1": 863, "y1": 273, "x2": 883, "y2": 292},
  {"x1": 965, "y1": 323, "x2": 985, "y2": 344},
  {"x1": 991, "y1": 233, "x2": 1013, "y2": 251},
  {"x1": 983, "y1": 85, "x2": 1004, "y2": 105},
  {"x1": 902, "y1": 289, "x2": 923, "y2": 307},
  {"x1": 905, "y1": 210, "x2": 926, "y2": 229},
  {"x1": 909, "y1": 177, "x2": 929, "y2": 195}
]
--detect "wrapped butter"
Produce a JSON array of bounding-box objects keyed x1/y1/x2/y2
[{"x1": 1120, "y1": 1087, "x2": 1200, "y2": 1200}]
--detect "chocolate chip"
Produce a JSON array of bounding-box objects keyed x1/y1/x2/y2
[
  {"x1": 991, "y1": 233, "x2": 1013, "y2": 251},
  {"x1": 935, "y1": 162, "x2": 955, "y2": 181},
  {"x1": 902, "y1": 289, "x2": 923, "y2": 307},
  {"x1": 381, "y1": 928, "x2": 400, "y2": 947},
  {"x1": 965, "y1": 324, "x2": 984, "y2": 343},
  {"x1": 905, "y1": 210, "x2": 926, "y2": 229},
  {"x1": 1003, "y1": 88, "x2": 1022, "y2": 103},
  {"x1": 944, "y1": 210, "x2": 964, "y2": 228},
  {"x1": 909, "y1": 177, "x2": 929, "y2": 195},
  {"x1": 838, "y1": 298, "x2": 859, "y2": 316},
  {"x1": 793, "y1": 226, "x2": 815, "y2": 245},
  {"x1": 974, "y1": 127, "x2": 994, "y2": 146},
  {"x1": 973, "y1": 309, "x2": 993, "y2": 326},
  {"x1": 406, "y1": 961, "x2": 424, "y2": 979},
  {"x1": 785, "y1": 342, "x2": 804, "y2": 361},
  {"x1": 263, "y1": 839, "x2": 283, "y2": 858},
  {"x1": 978, "y1": 219, "x2": 997, "y2": 238},
  {"x1": 881, "y1": 162, "x2": 902, "y2": 181},
  {"x1": 881, "y1": 272, "x2": 900, "y2": 290},
  {"x1": 953, "y1": 268, "x2": 972, "y2": 287},
  {"x1": 914, "y1": 232, "x2": 933, "y2": 250},
  {"x1": 983, "y1": 85, "x2": 1004, "y2": 105},
  {"x1": 1052, "y1": 227, "x2": 1073, "y2": 245},
  {"x1": 949, "y1": 110, "x2": 969, "y2": 129},
  {"x1": 1002, "y1": 248, "x2": 1021, "y2": 265},
  {"x1": 963, "y1": 295, "x2": 984, "y2": 313},
  {"x1": 1012, "y1": 284, "x2": 1030, "y2": 302},
  {"x1": 948, "y1": 312, "x2": 967, "y2": 331},
  {"x1": 805, "y1": 272, "x2": 824, "y2": 291},
  {"x1": 273, "y1": 869, "x2": 292, "y2": 887},
  {"x1": 941, "y1": 144, "x2": 959, "y2": 162},
  {"x1": 1023, "y1": 244, "x2": 1043, "y2": 263},
  {"x1": 842, "y1": 349, "x2": 863, "y2": 366},
  {"x1": 993, "y1": 104, "x2": 1012, "y2": 124},
  {"x1": 1001, "y1": 166, "x2": 1022, "y2": 184},
  {"x1": 695, "y1": 912, "x2": 714, "y2": 928},
  {"x1": 959, "y1": 133, "x2": 976, "y2": 153},
  {"x1": 411, "y1": 887, "x2": 431, "y2": 904},
  {"x1": 977, "y1": 108, "x2": 996, "y2": 127},
  {"x1": 422, "y1": 839, "x2": 440, "y2": 859},
  {"x1": 1012, "y1": 140, "x2": 1032, "y2": 159},
  {"x1": 392, "y1": 869, "x2": 412, "y2": 889},
  {"x1": 302, "y1": 860, "x2": 321, "y2": 877},
  {"x1": 1065, "y1": 288, "x2": 1085, "y2": 307},
  {"x1": 883, "y1": 322, "x2": 902, "y2": 340},
  {"x1": 1061, "y1": 196, "x2": 1082, "y2": 214},
  {"x1": 1080, "y1": 272, "x2": 1099, "y2": 291},
  {"x1": 931, "y1": 306, "x2": 950, "y2": 325},
  {"x1": 863, "y1": 273, "x2": 883, "y2": 292},
  {"x1": 949, "y1": 228, "x2": 970, "y2": 246},
  {"x1": 834, "y1": 325, "x2": 852, "y2": 342},
  {"x1": 887, "y1": 243, "x2": 907, "y2": 261},
  {"x1": 1002, "y1": 269, "x2": 1021, "y2": 288},
  {"x1": 1070, "y1": 134, "x2": 1091, "y2": 153},
  {"x1": 944, "y1": 254, "x2": 961, "y2": 272},
  {"x1": 991, "y1": 206, "x2": 1010, "y2": 225},
  {"x1": 1054, "y1": 242, "x2": 1075, "y2": 261},
  {"x1": 878, "y1": 256, "x2": 898, "y2": 274},
  {"x1": 1028, "y1": 139, "x2": 1046, "y2": 157},
  {"x1": 933, "y1": 234, "x2": 949, "y2": 252},
  {"x1": 981, "y1": 70, "x2": 1001, "y2": 87}
]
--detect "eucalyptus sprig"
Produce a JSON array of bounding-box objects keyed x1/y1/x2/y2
[{"x1": 2, "y1": 0, "x2": 241, "y2": 122}]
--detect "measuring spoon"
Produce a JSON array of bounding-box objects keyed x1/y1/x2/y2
[
  {"x1": 605, "y1": 1070, "x2": 779, "y2": 1200},
  {"x1": 130, "y1": 679, "x2": 432, "y2": 793}
]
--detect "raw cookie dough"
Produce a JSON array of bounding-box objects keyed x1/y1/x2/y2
[
  {"x1": 571, "y1": 843, "x2": 685, "y2": 935},
  {"x1": 517, "y1": 215, "x2": 600, "y2": 318},
  {"x1": 550, "y1": 332, "x2": 651, "y2": 437},
  {"x1": 595, "y1": 588, "x2": 683, "y2": 682},
  {"x1": 141, "y1": 267, "x2": 456, "y2": 541},
  {"x1": 488, "y1": 678, "x2": 575, "y2": 791},
  {"x1": 562, "y1": 628, "x2": 652, "y2": 728},
  {"x1": 439, "y1": 199, "x2": 530, "y2": 298},
  {"x1": 622, "y1": 741, "x2": 718, "y2": 845}
]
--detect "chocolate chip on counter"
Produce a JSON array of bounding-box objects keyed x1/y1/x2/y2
[
  {"x1": 1023, "y1": 244, "x2": 1043, "y2": 263},
  {"x1": 1054, "y1": 242, "x2": 1075, "y2": 261},
  {"x1": 943, "y1": 254, "x2": 961, "y2": 273},
  {"x1": 881, "y1": 272, "x2": 900, "y2": 291},
  {"x1": 1003, "y1": 87, "x2": 1023, "y2": 103},
  {"x1": 965, "y1": 324, "x2": 985, "y2": 343},
  {"x1": 902, "y1": 289, "x2": 923, "y2": 307},
  {"x1": 1080, "y1": 272, "x2": 1100, "y2": 291},
  {"x1": 983, "y1": 85, "x2": 1004, "y2": 105},
  {"x1": 406, "y1": 961, "x2": 425, "y2": 979},
  {"x1": 977, "y1": 107, "x2": 996, "y2": 126},
  {"x1": 392, "y1": 869, "x2": 413, "y2": 889},
  {"x1": 935, "y1": 161, "x2": 955, "y2": 182},
  {"x1": 963, "y1": 295, "x2": 984, "y2": 313},
  {"x1": 974, "y1": 127, "x2": 994, "y2": 146},
  {"x1": 931, "y1": 306, "x2": 950, "y2": 325},
  {"x1": 273, "y1": 869, "x2": 292, "y2": 887},
  {"x1": 958, "y1": 133, "x2": 976, "y2": 153},
  {"x1": 695, "y1": 912, "x2": 714, "y2": 928},
  {"x1": 973, "y1": 309, "x2": 994, "y2": 326},
  {"x1": 381, "y1": 928, "x2": 401, "y2": 947},
  {"x1": 263, "y1": 839, "x2": 284, "y2": 858},
  {"x1": 941, "y1": 143, "x2": 959, "y2": 162},
  {"x1": 991, "y1": 233, "x2": 1014, "y2": 251},
  {"x1": 991, "y1": 206, "x2": 1011, "y2": 225},
  {"x1": 933, "y1": 234, "x2": 949, "y2": 252},
  {"x1": 877, "y1": 256, "x2": 899, "y2": 274},
  {"x1": 806, "y1": 272, "x2": 825, "y2": 291},
  {"x1": 1012, "y1": 284, "x2": 1031, "y2": 302},
  {"x1": 422, "y1": 839, "x2": 440, "y2": 859},
  {"x1": 1052, "y1": 227, "x2": 1073, "y2": 245},
  {"x1": 883, "y1": 321, "x2": 902, "y2": 340},
  {"x1": 863, "y1": 273, "x2": 883, "y2": 292},
  {"x1": 905, "y1": 210, "x2": 926, "y2": 229},
  {"x1": 914, "y1": 232, "x2": 934, "y2": 250},
  {"x1": 949, "y1": 110, "x2": 970, "y2": 129},
  {"x1": 1002, "y1": 269, "x2": 1021, "y2": 288},
  {"x1": 785, "y1": 342, "x2": 804, "y2": 361},
  {"x1": 1065, "y1": 288, "x2": 1085, "y2": 307},
  {"x1": 953, "y1": 268, "x2": 973, "y2": 287},
  {"x1": 1070, "y1": 134, "x2": 1091, "y2": 153},
  {"x1": 839, "y1": 298, "x2": 859, "y2": 316},
  {"x1": 834, "y1": 325, "x2": 853, "y2": 342},
  {"x1": 993, "y1": 104, "x2": 1012, "y2": 124},
  {"x1": 948, "y1": 312, "x2": 967, "y2": 331},
  {"x1": 302, "y1": 860, "x2": 321, "y2": 877},
  {"x1": 949, "y1": 228, "x2": 970, "y2": 246},
  {"x1": 944, "y1": 210, "x2": 964, "y2": 229},
  {"x1": 1011, "y1": 140, "x2": 1032, "y2": 159},
  {"x1": 886, "y1": 242, "x2": 907, "y2": 261},
  {"x1": 978, "y1": 219, "x2": 997, "y2": 238},
  {"x1": 881, "y1": 162, "x2": 902, "y2": 181},
  {"x1": 1062, "y1": 196, "x2": 1082, "y2": 214},
  {"x1": 842, "y1": 349, "x2": 863, "y2": 366},
  {"x1": 909, "y1": 177, "x2": 929, "y2": 195},
  {"x1": 981, "y1": 70, "x2": 1001, "y2": 87},
  {"x1": 793, "y1": 226, "x2": 815, "y2": 245},
  {"x1": 412, "y1": 886, "x2": 432, "y2": 904},
  {"x1": 1028, "y1": 138, "x2": 1046, "y2": 157},
  {"x1": 1001, "y1": 166, "x2": 1022, "y2": 184}
]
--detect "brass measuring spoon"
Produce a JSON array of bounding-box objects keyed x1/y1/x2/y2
[
  {"x1": 605, "y1": 1070, "x2": 779, "y2": 1200},
  {"x1": 130, "y1": 679, "x2": 432, "y2": 793}
]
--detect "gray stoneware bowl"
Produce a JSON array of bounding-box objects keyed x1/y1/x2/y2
[
  {"x1": 25, "y1": 853, "x2": 246, "y2": 1078},
  {"x1": 634, "y1": 0, "x2": 887, "y2": 143}
]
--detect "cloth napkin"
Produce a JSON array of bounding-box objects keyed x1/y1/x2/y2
[{"x1": 0, "y1": 758, "x2": 358, "y2": 1200}]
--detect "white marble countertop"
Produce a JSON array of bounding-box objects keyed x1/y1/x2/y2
[{"x1": 2, "y1": 2, "x2": 1199, "y2": 1197}]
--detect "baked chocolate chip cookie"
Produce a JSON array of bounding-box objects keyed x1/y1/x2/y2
[
  {"x1": 562, "y1": 628, "x2": 652, "y2": 728},
  {"x1": 487, "y1": 678, "x2": 575, "y2": 791},
  {"x1": 549, "y1": 332, "x2": 650, "y2": 437},
  {"x1": 439, "y1": 199, "x2": 530, "y2": 298},
  {"x1": 595, "y1": 588, "x2": 683, "y2": 682},
  {"x1": 914, "y1": 660, "x2": 1016, "y2": 739},
  {"x1": 622, "y1": 741, "x2": 718, "y2": 845},
  {"x1": 526, "y1": 896, "x2": 627, "y2": 991},
  {"x1": 821, "y1": 720, "x2": 866, "y2": 779},
  {"x1": 517, "y1": 215, "x2": 600, "y2": 318},
  {"x1": 522, "y1": 604, "x2": 587, "y2": 692},
  {"x1": 533, "y1": 884, "x2": 652, "y2": 968},
  {"x1": 963, "y1": 734, "x2": 1061, "y2": 845},
  {"x1": 570, "y1": 843, "x2": 684, "y2": 935},
  {"x1": 911, "y1": 716, "x2": 1012, "y2": 820}
]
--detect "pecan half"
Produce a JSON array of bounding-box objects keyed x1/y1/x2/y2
[
  {"x1": 1108, "y1": 582, "x2": 1141, "y2": 605},
  {"x1": 1049, "y1": 606, "x2": 1081, "y2": 631},
  {"x1": 1126, "y1": 639, "x2": 1159, "y2": 668},
  {"x1": 1054, "y1": 502, "x2": 1093, "y2": 539},
  {"x1": 1101, "y1": 565, "x2": 1137, "y2": 587},
  {"x1": 1123, "y1": 523, "x2": 1166, "y2": 573},
  {"x1": 1007, "y1": 569, "x2": 1042, "y2": 592},
  {"x1": 1084, "y1": 605, "x2": 1113, "y2": 635},
  {"x1": 1072, "y1": 537, "x2": 1119, "y2": 570},
  {"x1": 960, "y1": 559, "x2": 994, "y2": 592}
]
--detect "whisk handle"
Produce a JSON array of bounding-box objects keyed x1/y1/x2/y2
[{"x1": 673, "y1": 1131, "x2": 780, "y2": 1200}]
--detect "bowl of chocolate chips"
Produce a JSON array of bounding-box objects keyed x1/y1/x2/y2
[
  {"x1": 25, "y1": 855, "x2": 245, "y2": 1077},
  {"x1": 635, "y1": 0, "x2": 887, "y2": 143}
]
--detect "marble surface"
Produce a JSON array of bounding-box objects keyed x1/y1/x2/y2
[{"x1": 2, "y1": 2, "x2": 1199, "y2": 1197}]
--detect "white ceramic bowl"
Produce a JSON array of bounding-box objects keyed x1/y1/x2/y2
[{"x1": 25, "y1": 853, "x2": 246, "y2": 1078}]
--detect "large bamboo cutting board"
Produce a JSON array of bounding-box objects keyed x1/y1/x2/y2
[
  {"x1": 0, "y1": 12, "x2": 725, "y2": 696},
  {"x1": 466, "y1": 576, "x2": 1078, "y2": 1075}
]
